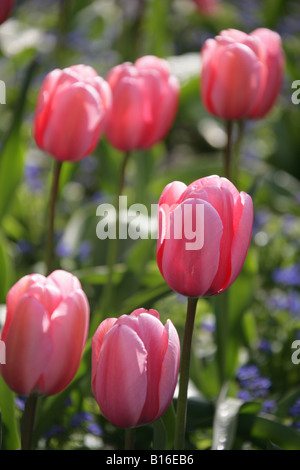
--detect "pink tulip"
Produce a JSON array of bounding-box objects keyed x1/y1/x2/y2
[
  {"x1": 91, "y1": 308, "x2": 180, "y2": 428},
  {"x1": 192, "y1": 0, "x2": 220, "y2": 15},
  {"x1": 0, "y1": 270, "x2": 89, "y2": 396},
  {"x1": 156, "y1": 175, "x2": 253, "y2": 298},
  {"x1": 201, "y1": 28, "x2": 284, "y2": 120},
  {"x1": 34, "y1": 64, "x2": 112, "y2": 162},
  {"x1": 104, "y1": 55, "x2": 180, "y2": 152},
  {"x1": 0, "y1": 0, "x2": 14, "y2": 25}
]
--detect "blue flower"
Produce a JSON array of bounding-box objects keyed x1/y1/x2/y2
[
  {"x1": 236, "y1": 364, "x2": 272, "y2": 401},
  {"x1": 70, "y1": 411, "x2": 94, "y2": 428},
  {"x1": 86, "y1": 422, "x2": 103, "y2": 437},
  {"x1": 272, "y1": 264, "x2": 300, "y2": 287}
]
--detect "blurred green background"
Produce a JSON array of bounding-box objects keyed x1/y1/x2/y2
[{"x1": 0, "y1": 0, "x2": 300, "y2": 450}]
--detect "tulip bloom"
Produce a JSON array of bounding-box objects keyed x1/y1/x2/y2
[
  {"x1": 156, "y1": 175, "x2": 253, "y2": 298},
  {"x1": 201, "y1": 28, "x2": 284, "y2": 120},
  {"x1": 104, "y1": 55, "x2": 180, "y2": 151},
  {"x1": 34, "y1": 64, "x2": 112, "y2": 162},
  {"x1": 0, "y1": 0, "x2": 14, "y2": 25},
  {"x1": 192, "y1": 0, "x2": 220, "y2": 15},
  {"x1": 92, "y1": 308, "x2": 180, "y2": 428},
  {"x1": 0, "y1": 270, "x2": 89, "y2": 396}
]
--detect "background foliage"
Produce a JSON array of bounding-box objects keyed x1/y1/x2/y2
[{"x1": 0, "y1": 0, "x2": 300, "y2": 450}]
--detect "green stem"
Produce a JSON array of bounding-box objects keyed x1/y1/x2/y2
[
  {"x1": 124, "y1": 428, "x2": 136, "y2": 450},
  {"x1": 174, "y1": 296, "x2": 198, "y2": 450},
  {"x1": 117, "y1": 151, "x2": 131, "y2": 200},
  {"x1": 56, "y1": 0, "x2": 71, "y2": 64},
  {"x1": 232, "y1": 120, "x2": 245, "y2": 187},
  {"x1": 45, "y1": 160, "x2": 63, "y2": 276},
  {"x1": 93, "y1": 152, "x2": 131, "y2": 329},
  {"x1": 214, "y1": 290, "x2": 229, "y2": 385},
  {"x1": 224, "y1": 120, "x2": 233, "y2": 180},
  {"x1": 21, "y1": 394, "x2": 38, "y2": 450}
]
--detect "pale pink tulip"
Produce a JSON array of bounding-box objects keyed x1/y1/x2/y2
[
  {"x1": 34, "y1": 65, "x2": 112, "y2": 162},
  {"x1": 201, "y1": 28, "x2": 284, "y2": 120},
  {"x1": 156, "y1": 175, "x2": 253, "y2": 298},
  {"x1": 104, "y1": 55, "x2": 180, "y2": 151},
  {"x1": 91, "y1": 308, "x2": 180, "y2": 428},
  {"x1": 0, "y1": 270, "x2": 89, "y2": 396}
]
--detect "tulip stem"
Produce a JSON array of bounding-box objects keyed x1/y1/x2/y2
[
  {"x1": 232, "y1": 120, "x2": 245, "y2": 186},
  {"x1": 224, "y1": 120, "x2": 233, "y2": 180},
  {"x1": 97, "y1": 152, "x2": 131, "y2": 324},
  {"x1": 117, "y1": 151, "x2": 131, "y2": 199},
  {"x1": 174, "y1": 296, "x2": 198, "y2": 450},
  {"x1": 45, "y1": 160, "x2": 63, "y2": 276},
  {"x1": 124, "y1": 428, "x2": 136, "y2": 450},
  {"x1": 21, "y1": 394, "x2": 38, "y2": 450}
]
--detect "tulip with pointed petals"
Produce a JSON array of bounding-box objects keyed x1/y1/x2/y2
[
  {"x1": 104, "y1": 55, "x2": 180, "y2": 152},
  {"x1": 201, "y1": 28, "x2": 284, "y2": 120},
  {"x1": 156, "y1": 175, "x2": 253, "y2": 298},
  {"x1": 91, "y1": 308, "x2": 180, "y2": 428},
  {"x1": 0, "y1": 270, "x2": 89, "y2": 396},
  {"x1": 34, "y1": 65, "x2": 112, "y2": 162}
]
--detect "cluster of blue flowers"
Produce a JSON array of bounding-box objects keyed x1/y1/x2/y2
[{"x1": 236, "y1": 364, "x2": 274, "y2": 412}]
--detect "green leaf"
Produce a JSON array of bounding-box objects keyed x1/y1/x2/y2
[
  {"x1": 153, "y1": 418, "x2": 167, "y2": 451},
  {"x1": 0, "y1": 376, "x2": 20, "y2": 450},
  {"x1": 0, "y1": 58, "x2": 38, "y2": 222},
  {"x1": 0, "y1": 128, "x2": 25, "y2": 222},
  {"x1": 0, "y1": 233, "x2": 11, "y2": 303},
  {"x1": 212, "y1": 397, "x2": 243, "y2": 450},
  {"x1": 153, "y1": 401, "x2": 176, "y2": 451},
  {"x1": 237, "y1": 412, "x2": 300, "y2": 450}
]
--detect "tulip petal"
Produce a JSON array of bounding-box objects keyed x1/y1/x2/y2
[
  {"x1": 40, "y1": 290, "x2": 89, "y2": 395},
  {"x1": 249, "y1": 28, "x2": 285, "y2": 118},
  {"x1": 160, "y1": 198, "x2": 223, "y2": 297},
  {"x1": 135, "y1": 314, "x2": 168, "y2": 423},
  {"x1": 0, "y1": 295, "x2": 51, "y2": 395},
  {"x1": 91, "y1": 317, "x2": 118, "y2": 394},
  {"x1": 105, "y1": 77, "x2": 145, "y2": 151},
  {"x1": 225, "y1": 191, "x2": 253, "y2": 290},
  {"x1": 48, "y1": 270, "x2": 82, "y2": 298},
  {"x1": 211, "y1": 43, "x2": 262, "y2": 119},
  {"x1": 3, "y1": 274, "x2": 46, "y2": 339},
  {"x1": 157, "y1": 181, "x2": 187, "y2": 274},
  {"x1": 94, "y1": 324, "x2": 147, "y2": 428},
  {"x1": 42, "y1": 82, "x2": 103, "y2": 161},
  {"x1": 156, "y1": 319, "x2": 180, "y2": 420}
]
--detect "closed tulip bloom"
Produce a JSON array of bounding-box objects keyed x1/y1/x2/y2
[
  {"x1": 104, "y1": 55, "x2": 180, "y2": 151},
  {"x1": 201, "y1": 28, "x2": 284, "y2": 120},
  {"x1": 34, "y1": 64, "x2": 112, "y2": 162},
  {"x1": 192, "y1": 0, "x2": 220, "y2": 15},
  {"x1": 0, "y1": 270, "x2": 89, "y2": 396},
  {"x1": 156, "y1": 175, "x2": 253, "y2": 298},
  {"x1": 0, "y1": 0, "x2": 14, "y2": 25},
  {"x1": 92, "y1": 308, "x2": 180, "y2": 428}
]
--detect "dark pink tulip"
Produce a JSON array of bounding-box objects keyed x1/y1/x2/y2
[
  {"x1": 34, "y1": 65, "x2": 112, "y2": 162},
  {"x1": 91, "y1": 308, "x2": 180, "y2": 428},
  {"x1": 104, "y1": 55, "x2": 180, "y2": 151},
  {"x1": 192, "y1": 0, "x2": 220, "y2": 15},
  {"x1": 0, "y1": 0, "x2": 14, "y2": 25},
  {"x1": 0, "y1": 270, "x2": 89, "y2": 396},
  {"x1": 156, "y1": 175, "x2": 253, "y2": 298},
  {"x1": 201, "y1": 28, "x2": 284, "y2": 120}
]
